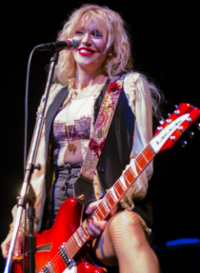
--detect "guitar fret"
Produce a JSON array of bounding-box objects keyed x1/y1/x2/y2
[
  {"x1": 110, "y1": 187, "x2": 118, "y2": 202},
  {"x1": 96, "y1": 207, "x2": 104, "y2": 220},
  {"x1": 141, "y1": 151, "x2": 148, "y2": 163},
  {"x1": 65, "y1": 239, "x2": 74, "y2": 258},
  {"x1": 82, "y1": 223, "x2": 89, "y2": 239},
  {"x1": 144, "y1": 145, "x2": 155, "y2": 161},
  {"x1": 95, "y1": 212, "x2": 101, "y2": 221},
  {"x1": 135, "y1": 160, "x2": 142, "y2": 173},
  {"x1": 105, "y1": 192, "x2": 115, "y2": 208},
  {"x1": 96, "y1": 205, "x2": 106, "y2": 220},
  {"x1": 136, "y1": 155, "x2": 147, "y2": 169},
  {"x1": 113, "y1": 184, "x2": 122, "y2": 198},
  {"x1": 124, "y1": 174, "x2": 132, "y2": 187},
  {"x1": 69, "y1": 237, "x2": 78, "y2": 253},
  {"x1": 102, "y1": 198, "x2": 109, "y2": 212},
  {"x1": 132, "y1": 161, "x2": 140, "y2": 176},
  {"x1": 100, "y1": 202, "x2": 108, "y2": 216},
  {"x1": 74, "y1": 232, "x2": 82, "y2": 247},
  {"x1": 72, "y1": 237, "x2": 79, "y2": 251},
  {"x1": 77, "y1": 227, "x2": 86, "y2": 243},
  {"x1": 119, "y1": 176, "x2": 127, "y2": 190},
  {"x1": 114, "y1": 180, "x2": 125, "y2": 198},
  {"x1": 125, "y1": 167, "x2": 136, "y2": 183}
]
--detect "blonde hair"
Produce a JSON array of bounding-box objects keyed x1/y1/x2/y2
[
  {"x1": 53, "y1": 4, "x2": 164, "y2": 118},
  {"x1": 53, "y1": 4, "x2": 132, "y2": 85}
]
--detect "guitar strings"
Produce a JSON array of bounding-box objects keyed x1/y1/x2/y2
[{"x1": 47, "y1": 144, "x2": 155, "y2": 270}]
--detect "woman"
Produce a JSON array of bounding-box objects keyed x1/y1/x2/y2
[{"x1": 1, "y1": 4, "x2": 161, "y2": 273}]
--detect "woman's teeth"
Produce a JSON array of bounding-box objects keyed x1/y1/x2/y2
[{"x1": 80, "y1": 49, "x2": 94, "y2": 53}]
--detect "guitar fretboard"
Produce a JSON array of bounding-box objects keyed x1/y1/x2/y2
[{"x1": 63, "y1": 144, "x2": 155, "y2": 260}]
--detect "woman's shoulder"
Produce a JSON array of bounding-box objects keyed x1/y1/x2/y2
[
  {"x1": 50, "y1": 83, "x2": 65, "y2": 95},
  {"x1": 123, "y1": 72, "x2": 149, "y2": 85},
  {"x1": 37, "y1": 83, "x2": 65, "y2": 117}
]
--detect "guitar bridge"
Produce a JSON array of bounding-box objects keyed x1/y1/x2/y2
[
  {"x1": 40, "y1": 262, "x2": 55, "y2": 273},
  {"x1": 59, "y1": 243, "x2": 76, "y2": 269}
]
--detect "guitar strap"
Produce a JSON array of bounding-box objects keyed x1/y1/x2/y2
[{"x1": 78, "y1": 75, "x2": 124, "y2": 198}]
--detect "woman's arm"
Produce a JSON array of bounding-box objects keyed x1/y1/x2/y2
[
  {"x1": 120, "y1": 73, "x2": 153, "y2": 210},
  {"x1": 1, "y1": 84, "x2": 63, "y2": 259}
]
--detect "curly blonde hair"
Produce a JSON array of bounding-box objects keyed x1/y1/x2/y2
[{"x1": 53, "y1": 4, "x2": 133, "y2": 85}]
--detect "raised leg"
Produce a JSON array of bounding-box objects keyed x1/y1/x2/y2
[{"x1": 94, "y1": 211, "x2": 160, "y2": 273}]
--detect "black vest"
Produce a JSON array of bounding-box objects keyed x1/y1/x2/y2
[{"x1": 35, "y1": 78, "x2": 153, "y2": 233}]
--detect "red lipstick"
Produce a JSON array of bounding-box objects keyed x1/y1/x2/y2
[{"x1": 78, "y1": 47, "x2": 96, "y2": 56}]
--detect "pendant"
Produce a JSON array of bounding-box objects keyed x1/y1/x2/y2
[{"x1": 68, "y1": 142, "x2": 76, "y2": 154}]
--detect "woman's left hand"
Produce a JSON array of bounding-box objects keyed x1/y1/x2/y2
[{"x1": 85, "y1": 200, "x2": 117, "y2": 237}]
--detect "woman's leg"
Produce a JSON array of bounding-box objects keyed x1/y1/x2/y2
[{"x1": 94, "y1": 210, "x2": 160, "y2": 273}]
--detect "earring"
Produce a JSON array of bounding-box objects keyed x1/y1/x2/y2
[{"x1": 108, "y1": 52, "x2": 112, "y2": 57}]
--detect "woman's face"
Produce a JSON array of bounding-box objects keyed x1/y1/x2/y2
[{"x1": 72, "y1": 23, "x2": 109, "y2": 73}]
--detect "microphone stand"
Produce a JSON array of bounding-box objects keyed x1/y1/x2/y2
[{"x1": 4, "y1": 51, "x2": 59, "y2": 273}]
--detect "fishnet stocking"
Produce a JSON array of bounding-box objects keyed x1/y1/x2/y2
[{"x1": 94, "y1": 211, "x2": 160, "y2": 273}]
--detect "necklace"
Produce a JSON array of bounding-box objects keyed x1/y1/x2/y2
[
  {"x1": 65, "y1": 96, "x2": 92, "y2": 154},
  {"x1": 66, "y1": 124, "x2": 76, "y2": 154}
]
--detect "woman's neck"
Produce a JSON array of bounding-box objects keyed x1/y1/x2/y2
[{"x1": 75, "y1": 66, "x2": 104, "y2": 90}]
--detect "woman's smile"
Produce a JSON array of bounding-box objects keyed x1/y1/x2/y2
[{"x1": 78, "y1": 47, "x2": 97, "y2": 56}]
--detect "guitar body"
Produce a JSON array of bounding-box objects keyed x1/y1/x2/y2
[{"x1": 14, "y1": 198, "x2": 106, "y2": 273}]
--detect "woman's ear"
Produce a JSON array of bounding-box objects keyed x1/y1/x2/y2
[{"x1": 107, "y1": 45, "x2": 115, "y2": 57}]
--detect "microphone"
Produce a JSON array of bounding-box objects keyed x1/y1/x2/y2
[{"x1": 36, "y1": 38, "x2": 80, "y2": 52}]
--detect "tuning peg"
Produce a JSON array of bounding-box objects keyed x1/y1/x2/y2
[
  {"x1": 197, "y1": 123, "x2": 200, "y2": 131},
  {"x1": 167, "y1": 113, "x2": 171, "y2": 117},
  {"x1": 170, "y1": 136, "x2": 176, "y2": 141},
  {"x1": 186, "y1": 117, "x2": 192, "y2": 123},
  {"x1": 166, "y1": 119, "x2": 172, "y2": 124},
  {"x1": 175, "y1": 105, "x2": 178, "y2": 109},
  {"x1": 157, "y1": 126, "x2": 163, "y2": 131},
  {"x1": 178, "y1": 126, "x2": 183, "y2": 132},
  {"x1": 174, "y1": 110, "x2": 180, "y2": 115},
  {"x1": 159, "y1": 120, "x2": 164, "y2": 125},
  {"x1": 181, "y1": 140, "x2": 187, "y2": 148},
  {"x1": 188, "y1": 131, "x2": 195, "y2": 138}
]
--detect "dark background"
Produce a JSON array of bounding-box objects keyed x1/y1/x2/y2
[{"x1": 1, "y1": 0, "x2": 200, "y2": 269}]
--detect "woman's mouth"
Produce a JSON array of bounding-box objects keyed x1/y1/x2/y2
[{"x1": 78, "y1": 48, "x2": 96, "y2": 56}]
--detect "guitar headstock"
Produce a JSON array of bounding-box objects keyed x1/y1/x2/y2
[{"x1": 150, "y1": 103, "x2": 200, "y2": 153}]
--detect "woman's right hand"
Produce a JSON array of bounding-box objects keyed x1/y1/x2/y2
[{"x1": 1, "y1": 231, "x2": 24, "y2": 261}]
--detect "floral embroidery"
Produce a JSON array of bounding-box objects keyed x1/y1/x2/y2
[{"x1": 79, "y1": 75, "x2": 124, "y2": 180}]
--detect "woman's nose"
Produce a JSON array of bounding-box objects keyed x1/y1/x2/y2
[{"x1": 81, "y1": 32, "x2": 92, "y2": 46}]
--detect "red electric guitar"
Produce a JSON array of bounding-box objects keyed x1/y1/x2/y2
[{"x1": 14, "y1": 103, "x2": 200, "y2": 273}]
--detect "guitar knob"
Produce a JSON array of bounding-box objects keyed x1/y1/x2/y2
[
  {"x1": 197, "y1": 123, "x2": 200, "y2": 131},
  {"x1": 188, "y1": 131, "x2": 195, "y2": 138},
  {"x1": 181, "y1": 140, "x2": 187, "y2": 148}
]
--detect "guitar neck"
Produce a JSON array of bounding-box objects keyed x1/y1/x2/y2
[{"x1": 63, "y1": 144, "x2": 155, "y2": 260}]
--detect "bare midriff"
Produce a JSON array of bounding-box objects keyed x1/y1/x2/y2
[{"x1": 53, "y1": 138, "x2": 84, "y2": 165}]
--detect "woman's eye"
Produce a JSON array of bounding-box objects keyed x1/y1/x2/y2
[
  {"x1": 75, "y1": 30, "x2": 84, "y2": 35},
  {"x1": 92, "y1": 30, "x2": 103, "y2": 38}
]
